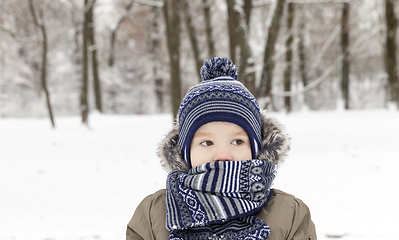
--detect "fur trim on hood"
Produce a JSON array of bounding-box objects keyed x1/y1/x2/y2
[{"x1": 158, "y1": 111, "x2": 290, "y2": 173}]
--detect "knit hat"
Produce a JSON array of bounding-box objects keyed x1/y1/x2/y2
[{"x1": 178, "y1": 57, "x2": 262, "y2": 168}]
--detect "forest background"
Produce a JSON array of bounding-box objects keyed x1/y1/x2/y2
[
  {"x1": 1, "y1": 0, "x2": 399, "y2": 127},
  {"x1": 2, "y1": 1, "x2": 399, "y2": 239}
]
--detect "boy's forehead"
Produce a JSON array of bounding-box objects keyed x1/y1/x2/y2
[
  {"x1": 194, "y1": 122, "x2": 248, "y2": 136},
  {"x1": 192, "y1": 131, "x2": 211, "y2": 138}
]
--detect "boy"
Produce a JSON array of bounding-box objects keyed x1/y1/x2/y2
[{"x1": 127, "y1": 57, "x2": 316, "y2": 239}]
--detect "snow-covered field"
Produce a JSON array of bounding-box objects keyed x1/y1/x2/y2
[{"x1": 1, "y1": 109, "x2": 398, "y2": 240}]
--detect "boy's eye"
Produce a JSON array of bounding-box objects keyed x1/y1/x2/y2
[
  {"x1": 232, "y1": 139, "x2": 244, "y2": 145},
  {"x1": 200, "y1": 140, "x2": 214, "y2": 146}
]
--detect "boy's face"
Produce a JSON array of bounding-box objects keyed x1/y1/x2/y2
[{"x1": 190, "y1": 122, "x2": 252, "y2": 168}]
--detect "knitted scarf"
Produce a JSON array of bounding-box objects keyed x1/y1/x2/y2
[{"x1": 165, "y1": 159, "x2": 277, "y2": 240}]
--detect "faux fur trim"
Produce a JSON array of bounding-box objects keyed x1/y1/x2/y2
[
  {"x1": 158, "y1": 123, "x2": 190, "y2": 173},
  {"x1": 257, "y1": 111, "x2": 290, "y2": 166},
  {"x1": 158, "y1": 111, "x2": 290, "y2": 173}
]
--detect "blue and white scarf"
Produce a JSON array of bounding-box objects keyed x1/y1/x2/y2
[{"x1": 166, "y1": 159, "x2": 277, "y2": 240}]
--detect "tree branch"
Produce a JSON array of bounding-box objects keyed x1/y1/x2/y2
[
  {"x1": 306, "y1": 24, "x2": 340, "y2": 77},
  {"x1": 271, "y1": 56, "x2": 339, "y2": 97}
]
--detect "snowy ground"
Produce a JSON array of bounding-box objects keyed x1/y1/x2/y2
[{"x1": 1, "y1": 109, "x2": 398, "y2": 240}]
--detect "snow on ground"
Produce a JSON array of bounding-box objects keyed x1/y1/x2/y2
[{"x1": 0, "y1": 110, "x2": 398, "y2": 240}]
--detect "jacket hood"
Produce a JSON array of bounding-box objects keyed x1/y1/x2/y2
[{"x1": 158, "y1": 111, "x2": 290, "y2": 173}]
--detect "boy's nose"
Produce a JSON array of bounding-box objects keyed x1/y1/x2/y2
[{"x1": 214, "y1": 146, "x2": 232, "y2": 162}]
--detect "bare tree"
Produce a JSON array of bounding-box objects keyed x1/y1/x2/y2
[
  {"x1": 243, "y1": 0, "x2": 252, "y2": 27},
  {"x1": 28, "y1": 0, "x2": 55, "y2": 127},
  {"x1": 163, "y1": 0, "x2": 182, "y2": 118},
  {"x1": 341, "y1": 2, "x2": 350, "y2": 109},
  {"x1": 226, "y1": 0, "x2": 239, "y2": 63},
  {"x1": 235, "y1": 0, "x2": 256, "y2": 94},
  {"x1": 258, "y1": 0, "x2": 285, "y2": 109},
  {"x1": 150, "y1": 3, "x2": 164, "y2": 112},
  {"x1": 182, "y1": 0, "x2": 203, "y2": 80},
  {"x1": 87, "y1": 0, "x2": 102, "y2": 113},
  {"x1": 108, "y1": 1, "x2": 134, "y2": 67},
  {"x1": 79, "y1": 0, "x2": 101, "y2": 122},
  {"x1": 297, "y1": 3, "x2": 310, "y2": 107},
  {"x1": 81, "y1": 0, "x2": 90, "y2": 124},
  {"x1": 284, "y1": 2, "x2": 294, "y2": 113},
  {"x1": 202, "y1": 0, "x2": 215, "y2": 58},
  {"x1": 385, "y1": 0, "x2": 399, "y2": 108},
  {"x1": 226, "y1": 0, "x2": 255, "y2": 94}
]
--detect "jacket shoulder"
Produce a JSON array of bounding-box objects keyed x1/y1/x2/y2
[
  {"x1": 271, "y1": 188, "x2": 296, "y2": 201},
  {"x1": 127, "y1": 189, "x2": 169, "y2": 240},
  {"x1": 255, "y1": 189, "x2": 317, "y2": 240}
]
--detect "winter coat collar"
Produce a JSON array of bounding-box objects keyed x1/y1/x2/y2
[{"x1": 158, "y1": 111, "x2": 290, "y2": 173}]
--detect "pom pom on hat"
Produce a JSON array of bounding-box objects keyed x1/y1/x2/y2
[
  {"x1": 200, "y1": 57, "x2": 238, "y2": 81},
  {"x1": 178, "y1": 57, "x2": 261, "y2": 169}
]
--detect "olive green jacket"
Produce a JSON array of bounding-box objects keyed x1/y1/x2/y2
[{"x1": 126, "y1": 188, "x2": 316, "y2": 240}]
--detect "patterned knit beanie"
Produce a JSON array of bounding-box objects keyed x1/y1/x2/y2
[{"x1": 178, "y1": 57, "x2": 262, "y2": 168}]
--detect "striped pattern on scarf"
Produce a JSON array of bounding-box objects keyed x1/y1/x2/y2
[{"x1": 166, "y1": 159, "x2": 276, "y2": 240}]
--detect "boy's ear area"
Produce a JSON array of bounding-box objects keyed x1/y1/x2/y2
[
  {"x1": 257, "y1": 110, "x2": 291, "y2": 167},
  {"x1": 157, "y1": 123, "x2": 190, "y2": 173}
]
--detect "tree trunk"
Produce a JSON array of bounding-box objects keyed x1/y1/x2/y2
[
  {"x1": 163, "y1": 0, "x2": 182, "y2": 118},
  {"x1": 202, "y1": 0, "x2": 215, "y2": 58},
  {"x1": 258, "y1": 0, "x2": 285, "y2": 109},
  {"x1": 182, "y1": 0, "x2": 202, "y2": 80},
  {"x1": 297, "y1": 4, "x2": 310, "y2": 108},
  {"x1": 341, "y1": 2, "x2": 350, "y2": 110},
  {"x1": 226, "y1": 0, "x2": 238, "y2": 63},
  {"x1": 109, "y1": 1, "x2": 134, "y2": 67},
  {"x1": 284, "y1": 2, "x2": 294, "y2": 113},
  {"x1": 81, "y1": 0, "x2": 90, "y2": 124},
  {"x1": 234, "y1": 0, "x2": 256, "y2": 95},
  {"x1": 28, "y1": 0, "x2": 55, "y2": 128},
  {"x1": 151, "y1": 4, "x2": 163, "y2": 112},
  {"x1": 87, "y1": 0, "x2": 102, "y2": 113},
  {"x1": 385, "y1": 0, "x2": 399, "y2": 107},
  {"x1": 243, "y1": 0, "x2": 252, "y2": 27}
]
